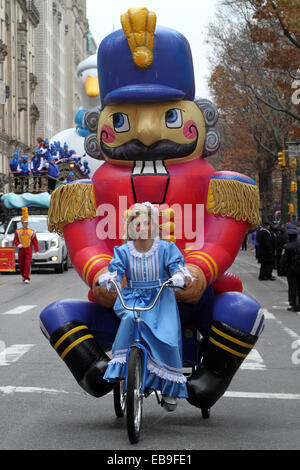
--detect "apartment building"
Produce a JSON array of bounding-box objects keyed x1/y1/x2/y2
[
  {"x1": 0, "y1": 0, "x2": 39, "y2": 184},
  {"x1": 34, "y1": 0, "x2": 96, "y2": 141}
]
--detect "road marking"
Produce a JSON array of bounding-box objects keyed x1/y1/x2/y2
[
  {"x1": 0, "y1": 281, "x2": 10, "y2": 288},
  {"x1": 241, "y1": 349, "x2": 266, "y2": 370},
  {"x1": 1, "y1": 387, "x2": 300, "y2": 401},
  {"x1": 225, "y1": 391, "x2": 300, "y2": 400},
  {"x1": 259, "y1": 308, "x2": 275, "y2": 319},
  {"x1": 1, "y1": 305, "x2": 37, "y2": 315},
  {"x1": 0, "y1": 344, "x2": 34, "y2": 365},
  {"x1": 0, "y1": 386, "x2": 70, "y2": 395}
]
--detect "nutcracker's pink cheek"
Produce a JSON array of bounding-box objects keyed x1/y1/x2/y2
[
  {"x1": 183, "y1": 120, "x2": 198, "y2": 139},
  {"x1": 100, "y1": 125, "x2": 116, "y2": 143}
]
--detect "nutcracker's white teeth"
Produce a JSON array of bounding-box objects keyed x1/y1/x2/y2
[{"x1": 132, "y1": 160, "x2": 168, "y2": 175}]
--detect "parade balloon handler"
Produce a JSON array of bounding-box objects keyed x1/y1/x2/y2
[
  {"x1": 98, "y1": 202, "x2": 192, "y2": 411},
  {"x1": 13, "y1": 207, "x2": 39, "y2": 284},
  {"x1": 40, "y1": 8, "x2": 265, "y2": 410}
]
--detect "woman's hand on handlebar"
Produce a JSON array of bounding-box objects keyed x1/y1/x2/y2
[
  {"x1": 169, "y1": 272, "x2": 186, "y2": 289},
  {"x1": 92, "y1": 267, "x2": 117, "y2": 308}
]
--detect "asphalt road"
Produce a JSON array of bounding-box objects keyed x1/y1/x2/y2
[{"x1": 0, "y1": 251, "x2": 299, "y2": 451}]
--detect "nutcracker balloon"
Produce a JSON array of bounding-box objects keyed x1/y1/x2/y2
[{"x1": 40, "y1": 8, "x2": 264, "y2": 410}]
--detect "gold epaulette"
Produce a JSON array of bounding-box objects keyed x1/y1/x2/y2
[
  {"x1": 206, "y1": 176, "x2": 261, "y2": 228},
  {"x1": 48, "y1": 183, "x2": 97, "y2": 236}
]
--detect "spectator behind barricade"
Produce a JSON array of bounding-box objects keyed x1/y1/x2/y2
[
  {"x1": 31, "y1": 149, "x2": 46, "y2": 191},
  {"x1": 291, "y1": 215, "x2": 299, "y2": 227},
  {"x1": 81, "y1": 159, "x2": 91, "y2": 178},
  {"x1": 50, "y1": 143, "x2": 59, "y2": 161},
  {"x1": 9, "y1": 150, "x2": 20, "y2": 172},
  {"x1": 31, "y1": 150, "x2": 44, "y2": 173},
  {"x1": 62, "y1": 142, "x2": 70, "y2": 161},
  {"x1": 45, "y1": 156, "x2": 60, "y2": 192},
  {"x1": 276, "y1": 225, "x2": 288, "y2": 276},
  {"x1": 64, "y1": 171, "x2": 75, "y2": 184},
  {"x1": 270, "y1": 222, "x2": 278, "y2": 270},
  {"x1": 37, "y1": 137, "x2": 44, "y2": 149},
  {"x1": 241, "y1": 231, "x2": 248, "y2": 251},
  {"x1": 256, "y1": 221, "x2": 276, "y2": 281},
  {"x1": 40, "y1": 138, "x2": 49, "y2": 155},
  {"x1": 19, "y1": 155, "x2": 31, "y2": 192},
  {"x1": 19, "y1": 155, "x2": 31, "y2": 176},
  {"x1": 280, "y1": 225, "x2": 300, "y2": 312},
  {"x1": 69, "y1": 149, "x2": 76, "y2": 161},
  {"x1": 251, "y1": 229, "x2": 259, "y2": 260}
]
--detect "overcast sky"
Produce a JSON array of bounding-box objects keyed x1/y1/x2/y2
[{"x1": 86, "y1": 0, "x2": 218, "y2": 98}]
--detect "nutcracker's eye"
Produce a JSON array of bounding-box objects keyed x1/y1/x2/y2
[
  {"x1": 165, "y1": 108, "x2": 182, "y2": 128},
  {"x1": 112, "y1": 113, "x2": 130, "y2": 133}
]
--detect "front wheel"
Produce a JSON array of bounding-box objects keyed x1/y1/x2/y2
[
  {"x1": 126, "y1": 347, "x2": 144, "y2": 444},
  {"x1": 113, "y1": 380, "x2": 126, "y2": 418}
]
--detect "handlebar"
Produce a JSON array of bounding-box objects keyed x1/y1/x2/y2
[{"x1": 110, "y1": 279, "x2": 173, "y2": 312}]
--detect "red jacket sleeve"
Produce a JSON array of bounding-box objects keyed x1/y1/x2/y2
[
  {"x1": 31, "y1": 232, "x2": 39, "y2": 252},
  {"x1": 13, "y1": 231, "x2": 19, "y2": 247}
]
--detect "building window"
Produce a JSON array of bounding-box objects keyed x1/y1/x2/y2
[{"x1": 20, "y1": 81, "x2": 25, "y2": 98}]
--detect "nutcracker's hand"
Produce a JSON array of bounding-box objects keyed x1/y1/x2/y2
[
  {"x1": 175, "y1": 264, "x2": 207, "y2": 304},
  {"x1": 92, "y1": 267, "x2": 117, "y2": 308}
]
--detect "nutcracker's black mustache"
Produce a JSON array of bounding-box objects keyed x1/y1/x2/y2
[{"x1": 100, "y1": 131, "x2": 198, "y2": 161}]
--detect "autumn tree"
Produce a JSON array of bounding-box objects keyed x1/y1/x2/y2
[
  {"x1": 221, "y1": 0, "x2": 300, "y2": 126},
  {"x1": 207, "y1": 6, "x2": 295, "y2": 220}
]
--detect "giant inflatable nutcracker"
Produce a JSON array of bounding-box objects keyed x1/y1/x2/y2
[{"x1": 40, "y1": 8, "x2": 264, "y2": 410}]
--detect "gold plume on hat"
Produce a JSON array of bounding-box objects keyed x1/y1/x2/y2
[
  {"x1": 121, "y1": 7, "x2": 156, "y2": 70},
  {"x1": 21, "y1": 207, "x2": 29, "y2": 222}
]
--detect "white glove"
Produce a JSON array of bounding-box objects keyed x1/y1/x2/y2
[
  {"x1": 97, "y1": 271, "x2": 119, "y2": 292},
  {"x1": 170, "y1": 272, "x2": 185, "y2": 288},
  {"x1": 18, "y1": 244, "x2": 22, "y2": 249}
]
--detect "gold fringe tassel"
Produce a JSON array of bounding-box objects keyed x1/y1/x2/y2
[
  {"x1": 207, "y1": 179, "x2": 261, "y2": 228},
  {"x1": 48, "y1": 183, "x2": 97, "y2": 236}
]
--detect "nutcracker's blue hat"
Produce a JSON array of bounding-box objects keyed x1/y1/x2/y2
[{"x1": 97, "y1": 8, "x2": 195, "y2": 108}]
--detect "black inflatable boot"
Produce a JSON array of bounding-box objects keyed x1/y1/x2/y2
[
  {"x1": 187, "y1": 321, "x2": 258, "y2": 409},
  {"x1": 50, "y1": 321, "x2": 114, "y2": 397}
]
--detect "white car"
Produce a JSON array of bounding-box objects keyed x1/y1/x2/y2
[{"x1": 1, "y1": 215, "x2": 69, "y2": 273}]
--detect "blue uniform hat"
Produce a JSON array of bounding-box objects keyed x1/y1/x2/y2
[
  {"x1": 98, "y1": 25, "x2": 195, "y2": 107},
  {"x1": 13, "y1": 150, "x2": 20, "y2": 157}
]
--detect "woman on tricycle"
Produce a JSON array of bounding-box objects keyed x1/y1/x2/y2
[{"x1": 97, "y1": 202, "x2": 193, "y2": 412}]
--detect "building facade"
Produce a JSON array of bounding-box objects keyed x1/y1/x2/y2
[
  {"x1": 34, "y1": 0, "x2": 96, "y2": 142},
  {"x1": 0, "y1": 0, "x2": 39, "y2": 186}
]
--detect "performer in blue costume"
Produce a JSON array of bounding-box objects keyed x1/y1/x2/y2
[{"x1": 99, "y1": 202, "x2": 191, "y2": 410}]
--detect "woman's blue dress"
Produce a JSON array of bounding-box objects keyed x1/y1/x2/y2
[{"x1": 103, "y1": 237, "x2": 188, "y2": 398}]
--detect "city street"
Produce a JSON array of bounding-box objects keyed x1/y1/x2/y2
[{"x1": 0, "y1": 250, "x2": 299, "y2": 451}]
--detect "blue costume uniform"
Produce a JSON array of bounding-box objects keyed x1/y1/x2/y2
[{"x1": 103, "y1": 238, "x2": 188, "y2": 398}]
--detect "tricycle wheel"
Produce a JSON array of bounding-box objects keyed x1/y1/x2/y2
[
  {"x1": 201, "y1": 408, "x2": 210, "y2": 419},
  {"x1": 113, "y1": 380, "x2": 126, "y2": 418},
  {"x1": 126, "y1": 347, "x2": 143, "y2": 444}
]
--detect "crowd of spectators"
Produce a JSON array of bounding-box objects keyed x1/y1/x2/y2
[{"x1": 9, "y1": 137, "x2": 91, "y2": 192}]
